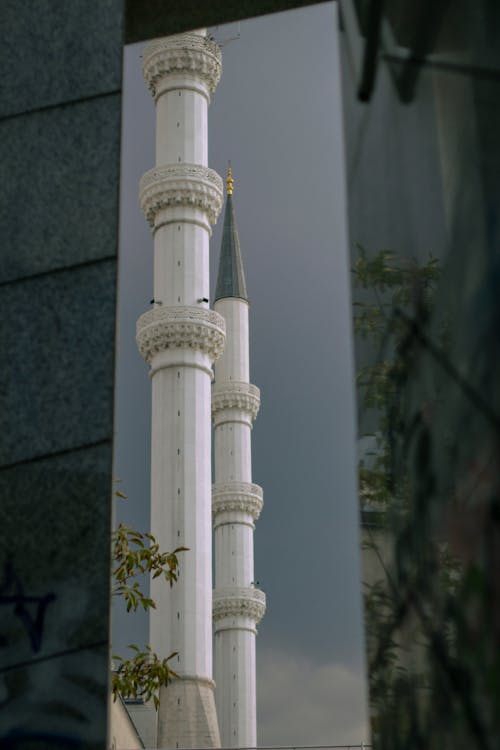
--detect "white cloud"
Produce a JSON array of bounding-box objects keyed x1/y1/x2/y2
[{"x1": 257, "y1": 644, "x2": 370, "y2": 747}]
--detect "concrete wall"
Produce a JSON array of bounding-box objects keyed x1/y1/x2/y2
[{"x1": 109, "y1": 697, "x2": 144, "y2": 749}]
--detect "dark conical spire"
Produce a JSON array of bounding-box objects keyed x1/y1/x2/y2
[{"x1": 214, "y1": 164, "x2": 248, "y2": 302}]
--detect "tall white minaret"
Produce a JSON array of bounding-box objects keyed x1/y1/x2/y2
[
  {"x1": 212, "y1": 166, "x2": 266, "y2": 748},
  {"x1": 136, "y1": 31, "x2": 225, "y2": 749}
]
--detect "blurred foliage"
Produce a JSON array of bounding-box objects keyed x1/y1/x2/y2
[
  {"x1": 353, "y1": 247, "x2": 500, "y2": 750},
  {"x1": 111, "y1": 485, "x2": 187, "y2": 709},
  {"x1": 353, "y1": 246, "x2": 441, "y2": 516}
]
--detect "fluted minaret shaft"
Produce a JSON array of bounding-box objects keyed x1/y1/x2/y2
[
  {"x1": 137, "y1": 31, "x2": 224, "y2": 749},
  {"x1": 212, "y1": 170, "x2": 266, "y2": 748}
]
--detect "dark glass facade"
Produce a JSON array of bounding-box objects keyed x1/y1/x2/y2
[{"x1": 340, "y1": 1, "x2": 500, "y2": 748}]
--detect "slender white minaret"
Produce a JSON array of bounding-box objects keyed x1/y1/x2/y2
[
  {"x1": 212, "y1": 166, "x2": 266, "y2": 748},
  {"x1": 136, "y1": 31, "x2": 225, "y2": 749}
]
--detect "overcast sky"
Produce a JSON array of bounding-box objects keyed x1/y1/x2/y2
[{"x1": 113, "y1": 2, "x2": 369, "y2": 744}]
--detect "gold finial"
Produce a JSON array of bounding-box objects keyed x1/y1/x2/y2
[{"x1": 226, "y1": 161, "x2": 234, "y2": 195}]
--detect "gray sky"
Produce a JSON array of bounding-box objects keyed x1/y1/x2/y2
[{"x1": 113, "y1": 2, "x2": 369, "y2": 743}]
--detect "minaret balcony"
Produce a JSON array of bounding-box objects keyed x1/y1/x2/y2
[
  {"x1": 212, "y1": 481, "x2": 263, "y2": 526},
  {"x1": 142, "y1": 33, "x2": 222, "y2": 102},
  {"x1": 136, "y1": 305, "x2": 225, "y2": 365},
  {"x1": 211, "y1": 381, "x2": 260, "y2": 426},
  {"x1": 213, "y1": 587, "x2": 266, "y2": 629},
  {"x1": 140, "y1": 164, "x2": 223, "y2": 229}
]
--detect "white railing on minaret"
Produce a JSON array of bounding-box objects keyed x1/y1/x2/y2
[
  {"x1": 137, "y1": 30, "x2": 224, "y2": 749},
  {"x1": 212, "y1": 168, "x2": 266, "y2": 748}
]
